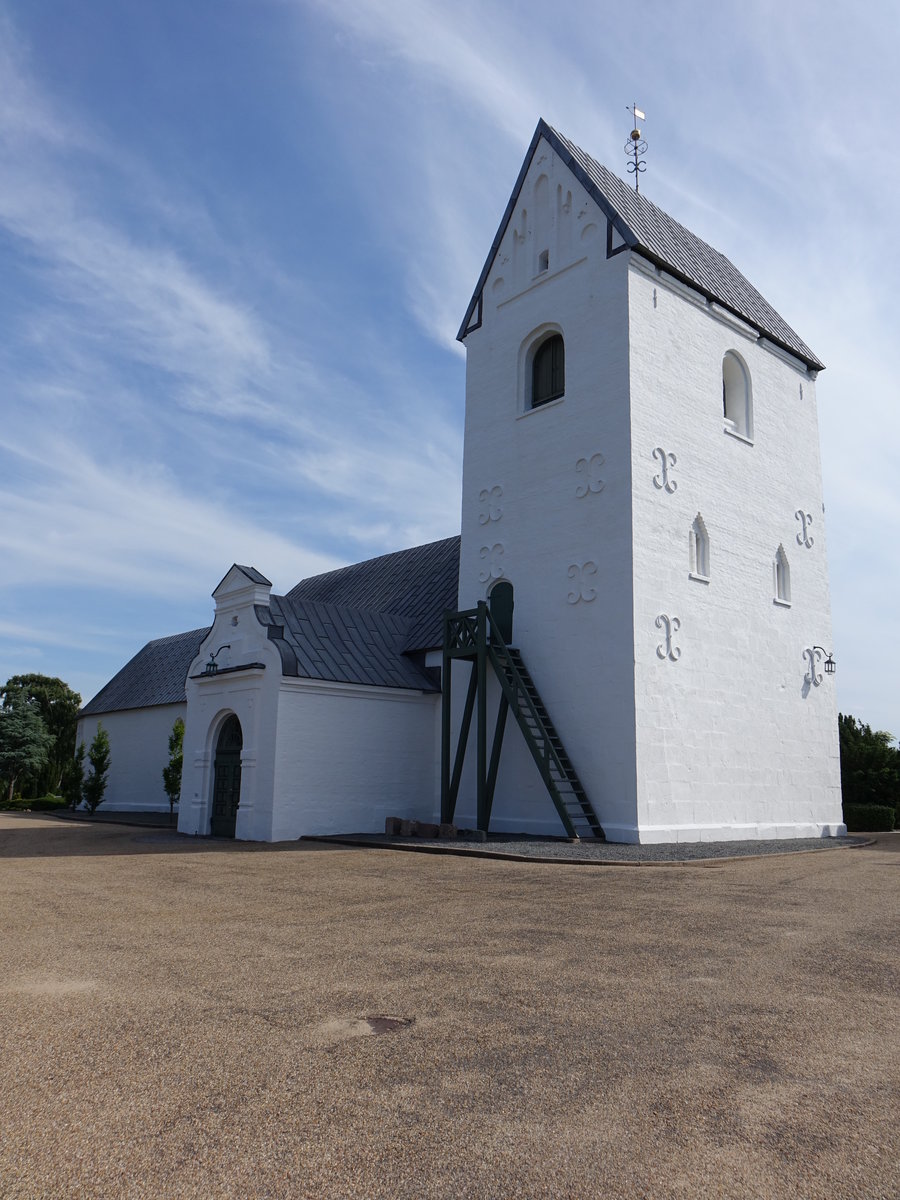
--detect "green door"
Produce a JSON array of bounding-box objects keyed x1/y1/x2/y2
[
  {"x1": 490, "y1": 581, "x2": 514, "y2": 644},
  {"x1": 210, "y1": 715, "x2": 242, "y2": 837}
]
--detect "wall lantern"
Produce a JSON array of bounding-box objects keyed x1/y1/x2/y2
[
  {"x1": 814, "y1": 646, "x2": 836, "y2": 675},
  {"x1": 204, "y1": 644, "x2": 231, "y2": 676}
]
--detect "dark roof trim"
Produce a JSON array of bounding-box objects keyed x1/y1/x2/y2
[
  {"x1": 213, "y1": 563, "x2": 272, "y2": 593},
  {"x1": 189, "y1": 662, "x2": 266, "y2": 680},
  {"x1": 457, "y1": 118, "x2": 823, "y2": 372},
  {"x1": 457, "y1": 118, "x2": 637, "y2": 341}
]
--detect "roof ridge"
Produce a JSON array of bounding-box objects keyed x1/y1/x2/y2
[{"x1": 290, "y1": 534, "x2": 459, "y2": 593}]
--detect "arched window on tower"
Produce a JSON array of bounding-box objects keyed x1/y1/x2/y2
[
  {"x1": 774, "y1": 545, "x2": 791, "y2": 605},
  {"x1": 689, "y1": 514, "x2": 710, "y2": 581},
  {"x1": 531, "y1": 333, "x2": 565, "y2": 407},
  {"x1": 722, "y1": 351, "x2": 752, "y2": 440}
]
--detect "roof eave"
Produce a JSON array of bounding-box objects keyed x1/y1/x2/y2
[{"x1": 631, "y1": 246, "x2": 824, "y2": 373}]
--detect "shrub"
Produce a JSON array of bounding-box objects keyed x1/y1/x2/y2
[
  {"x1": 62, "y1": 743, "x2": 85, "y2": 810},
  {"x1": 0, "y1": 794, "x2": 68, "y2": 812},
  {"x1": 842, "y1": 804, "x2": 896, "y2": 832},
  {"x1": 83, "y1": 725, "x2": 111, "y2": 815},
  {"x1": 162, "y1": 718, "x2": 184, "y2": 820}
]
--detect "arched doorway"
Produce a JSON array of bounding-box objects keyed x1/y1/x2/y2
[
  {"x1": 210, "y1": 715, "x2": 242, "y2": 837},
  {"x1": 490, "y1": 580, "x2": 514, "y2": 644}
]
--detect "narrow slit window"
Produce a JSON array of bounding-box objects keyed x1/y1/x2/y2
[
  {"x1": 690, "y1": 514, "x2": 710, "y2": 580},
  {"x1": 538, "y1": 248, "x2": 549, "y2": 273},
  {"x1": 774, "y1": 545, "x2": 791, "y2": 604}
]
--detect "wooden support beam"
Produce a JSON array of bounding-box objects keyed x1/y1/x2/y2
[
  {"x1": 483, "y1": 693, "x2": 509, "y2": 830},
  {"x1": 476, "y1": 602, "x2": 488, "y2": 831},
  {"x1": 446, "y1": 663, "x2": 477, "y2": 823}
]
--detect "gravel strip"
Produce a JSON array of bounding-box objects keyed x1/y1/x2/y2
[{"x1": 305, "y1": 831, "x2": 866, "y2": 864}]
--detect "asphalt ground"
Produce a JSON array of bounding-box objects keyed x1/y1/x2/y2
[{"x1": 0, "y1": 814, "x2": 897, "y2": 1200}]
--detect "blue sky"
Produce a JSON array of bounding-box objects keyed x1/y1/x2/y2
[{"x1": 1, "y1": 0, "x2": 898, "y2": 739}]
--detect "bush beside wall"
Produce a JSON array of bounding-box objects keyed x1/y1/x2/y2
[{"x1": 842, "y1": 803, "x2": 896, "y2": 832}]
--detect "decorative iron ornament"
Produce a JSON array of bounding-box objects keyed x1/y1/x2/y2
[
  {"x1": 478, "y1": 543, "x2": 504, "y2": 583},
  {"x1": 795, "y1": 509, "x2": 814, "y2": 548},
  {"x1": 652, "y1": 446, "x2": 677, "y2": 494},
  {"x1": 567, "y1": 562, "x2": 598, "y2": 604},
  {"x1": 656, "y1": 615, "x2": 681, "y2": 662},
  {"x1": 803, "y1": 645, "x2": 824, "y2": 687},
  {"x1": 575, "y1": 453, "x2": 605, "y2": 498},
  {"x1": 804, "y1": 645, "x2": 836, "y2": 686},
  {"x1": 478, "y1": 485, "x2": 503, "y2": 524},
  {"x1": 625, "y1": 103, "x2": 647, "y2": 194}
]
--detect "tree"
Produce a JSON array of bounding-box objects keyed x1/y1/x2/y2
[
  {"x1": 0, "y1": 702, "x2": 54, "y2": 805},
  {"x1": 62, "y1": 743, "x2": 85, "y2": 810},
  {"x1": 83, "y1": 725, "x2": 111, "y2": 815},
  {"x1": 1, "y1": 675, "x2": 81, "y2": 796},
  {"x1": 838, "y1": 713, "x2": 900, "y2": 813},
  {"x1": 162, "y1": 717, "x2": 184, "y2": 822}
]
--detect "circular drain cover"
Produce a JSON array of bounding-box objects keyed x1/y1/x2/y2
[{"x1": 365, "y1": 1015, "x2": 415, "y2": 1034}]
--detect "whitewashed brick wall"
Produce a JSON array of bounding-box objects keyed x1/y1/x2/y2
[
  {"x1": 455, "y1": 134, "x2": 843, "y2": 841},
  {"x1": 76, "y1": 704, "x2": 184, "y2": 812}
]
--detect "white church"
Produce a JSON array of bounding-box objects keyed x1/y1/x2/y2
[{"x1": 77, "y1": 119, "x2": 845, "y2": 844}]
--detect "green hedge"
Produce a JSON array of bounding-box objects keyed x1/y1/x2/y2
[
  {"x1": 0, "y1": 794, "x2": 68, "y2": 812},
  {"x1": 842, "y1": 803, "x2": 896, "y2": 832}
]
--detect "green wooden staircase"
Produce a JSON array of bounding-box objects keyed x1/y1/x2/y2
[{"x1": 441, "y1": 603, "x2": 605, "y2": 840}]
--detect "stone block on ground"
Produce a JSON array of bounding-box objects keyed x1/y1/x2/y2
[
  {"x1": 438, "y1": 823, "x2": 457, "y2": 839},
  {"x1": 398, "y1": 819, "x2": 414, "y2": 836},
  {"x1": 384, "y1": 816, "x2": 401, "y2": 836},
  {"x1": 414, "y1": 821, "x2": 440, "y2": 838}
]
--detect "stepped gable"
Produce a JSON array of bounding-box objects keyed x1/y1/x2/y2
[
  {"x1": 287, "y1": 534, "x2": 460, "y2": 653},
  {"x1": 80, "y1": 627, "x2": 209, "y2": 716},
  {"x1": 459, "y1": 118, "x2": 823, "y2": 371}
]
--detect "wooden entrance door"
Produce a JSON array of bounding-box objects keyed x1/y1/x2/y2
[
  {"x1": 490, "y1": 580, "x2": 515, "y2": 644},
  {"x1": 211, "y1": 715, "x2": 242, "y2": 837}
]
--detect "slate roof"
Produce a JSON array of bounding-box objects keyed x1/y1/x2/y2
[
  {"x1": 82, "y1": 538, "x2": 461, "y2": 713},
  {"x1": 256, "y1": 596, "x2": 439, "y2": 691},
  {"x1": 80, "y1": 627, "x2": 209, "y2": 716},
  {"x1": 287, "y1": 535, "x2": 460, "y2": 653},
  {"x1": 459, "y1": 119, "x2": 823, "y2": 372}
]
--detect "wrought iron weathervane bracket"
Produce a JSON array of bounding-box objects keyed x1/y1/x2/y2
[{"x1": 625, "y1": 103, "x2": 647, "y2": 193}]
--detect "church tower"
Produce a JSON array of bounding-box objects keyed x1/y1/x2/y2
[{"x1": 451, "y1": 120, "x2": 843, "y2": 843}]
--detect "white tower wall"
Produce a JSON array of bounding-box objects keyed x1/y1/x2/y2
[
  {"x1": 456, "y1": 140, "x2": 640, "y2": 838},
  {"x1": 455, "y1": 131, "x2": 843, "y2": 842},
  {"x1": 627, "y1": 260, "x2": 843, "y2": 840}
]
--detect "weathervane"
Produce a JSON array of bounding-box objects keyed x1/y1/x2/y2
[{"x1": 625, "y1": 103, "x2": 647, "y2": 193}]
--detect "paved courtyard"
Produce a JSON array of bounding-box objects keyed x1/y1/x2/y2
[{"x1": 0, "y1": 814, "x2": 897, "y2": 1199}]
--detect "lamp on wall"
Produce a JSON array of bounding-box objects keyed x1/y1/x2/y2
[
  {"x1": 204, "y1": 644, "x2": 231, "y2": 676},
  {"x1": 814, "y1": 646, "x2": 836, "y2": 675}
]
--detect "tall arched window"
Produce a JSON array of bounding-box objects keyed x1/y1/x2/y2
[
  {"x1": 774, "y1": 545, "x2": 791, "y2": 605},
  {"x1": 722, "y1": 351, "x2": 752, "y2": 440},
  {"x1": 531, "y1": 334, "x2": 565, "y2": 407},
  {"x1": 689, "y1": 514, "x2": 710, "y2": 580}
]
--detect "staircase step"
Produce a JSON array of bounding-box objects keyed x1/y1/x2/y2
[{"x1": 484, "y1": 635, "x2": 605, "y2": 840}]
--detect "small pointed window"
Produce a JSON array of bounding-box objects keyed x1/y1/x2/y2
[
  {"x1": 722, "y1": 351, "x2": 752, "y2": 440},
  {"x1": 689, "y1": 514, "x2": 710, "y2": 580},
  {"x1": 532, "y1": 334, "x2": 565, "y2": 407},
  {"x1": 774, "y1": 546, "x2": 791, "y2": 605}
]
